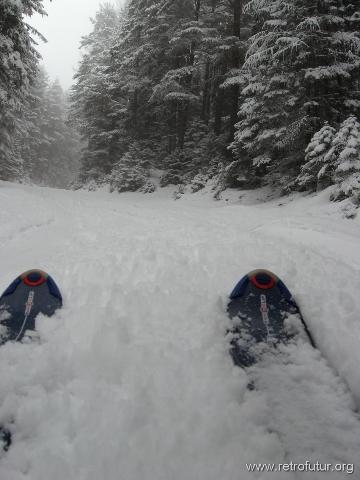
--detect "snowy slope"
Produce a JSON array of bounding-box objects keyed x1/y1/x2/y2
[{"x1": 0, "y1": 181, "x2": 360, "y2": 480}]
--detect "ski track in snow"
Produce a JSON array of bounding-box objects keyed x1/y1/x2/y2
[{"x1": 0, "y1": 182, "x2": 360, "y2": 479}]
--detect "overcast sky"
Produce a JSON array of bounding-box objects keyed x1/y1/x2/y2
[{"x1": 29, "y1": 0, "x2": 123, "y2": 90}]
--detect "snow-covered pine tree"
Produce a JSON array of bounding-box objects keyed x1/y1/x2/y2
[
  {"x1": 40, "y1": 80, "x2": 80, "y2": 187},
  {"x1": 0, "y1": 0, "x2": 46, "y2": 180},
  {"x1": 14, "y1": 71, "x2": 80, "y2": 187},
  {"x1": 148, "y1": 0, "x2": 207, "y2": 151},
  {"x1": 70, "y1": 3, "x2": 120, "y2": 187},
  {"x1": 109, "y1": 0, "x2": 167, "y2": 153},
  {"x1": 109, "y1": 142, "x2": 155, "y2": 193},
  {"x1": 328, "y1": 116, "x2": 360, "y2": 206},
  {"x1": 295, "y1": 122, "x2": 336, "y2": 191},
  {"x1": 14, "y1": 67, "x2": 49, "y2": 182},
  {"x1": 160, "y1": 120, "x2": 223, "y2": 189},
  {"x1": 230, "y1": 0, "x2": 360, "y2": 189},
  {"x1": 38, "y1": 79, "x2": 66, "y2": 185}
]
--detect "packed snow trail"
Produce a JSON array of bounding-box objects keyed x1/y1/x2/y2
[{"x1": 0, "y1": 181, "x2": 360, "y2": 480}]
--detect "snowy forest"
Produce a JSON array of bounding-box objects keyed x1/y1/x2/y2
[
  {"x1": 1, "y1": 0, "x2": 360, "y2": 209},
  {"x1": 0, "y1": 1, "x2": 79, "y2": 187}
]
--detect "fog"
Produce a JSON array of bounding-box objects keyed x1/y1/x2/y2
[{"x1": 29, "y1": 0, "x2": 123, "y2": 90}]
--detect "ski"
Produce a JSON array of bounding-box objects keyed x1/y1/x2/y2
[{"x1": 0, "y1": 269, "x2": 62, "y2": 451}]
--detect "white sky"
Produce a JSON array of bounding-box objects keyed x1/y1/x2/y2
[{"x1": 29, "y1": 0, "x2": 122, "y2": 90}]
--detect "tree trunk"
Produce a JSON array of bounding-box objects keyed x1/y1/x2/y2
[
  {"x1": 202, "y1": 61, "x2": 211, "y2": 124},
  {"x1": 177, "y1": 103, "x2": 189, "y2": 149},
  {"x1": 169, "y1": 103, "x2": 177, "y2": 152},
  {"x1": 132, "y1": 90, "x2": 138, "y2": 136},
  {"x1": 194, "y1": 0, "x2": 201, "y2": 21},
  {"x1": 176, "y1": 0, "x2": 201, "y2": 148},
  {"x1": 229, "y1": 0, "x2": 242, "y2": 142},
  {"x1": 214, "y1": 63, "x2": 226, "y2": 136}
]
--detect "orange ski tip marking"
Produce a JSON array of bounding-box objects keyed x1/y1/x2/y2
[
  {"x1": 249, "y1": 269, "x2": 277, "y2": 290},
  {"x1": 21, "y1": 269, "x2": 48, "y2": 287}
]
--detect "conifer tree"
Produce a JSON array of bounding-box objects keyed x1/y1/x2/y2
[
  {"x1": 70, "y1": 3, "x2": 120, "y2": 185},
  {"x1": 231, "y1": 0, "x2": 360, "y2": 188},
  {"x1": 295, "y1": 123, "x2": 336, "y2": 192},
  {"x1": 40, "y1": 80, "x2": 80, "y2": 187},
  {"x1": 15, "y1": 68, "x2": 49, "y2": 180},
  {"x1": 329, "y1": 116, "x2": 360, "y2": 205},
  {"x1": 0, "y1": 0, "x2": 46, "y2": 180},
  {"x1": 15, "y1": 71, "x2": 80, "y2": 187},
  {"x1": 109, "y1": 142, "x2": 155, "y2": 193}
]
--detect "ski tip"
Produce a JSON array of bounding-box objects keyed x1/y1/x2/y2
[
  {"x1": 21, "y1": 269, "x2": 48, "y2": 287},
  {"x1": 1, "y1": 269, "x2": 62, "y2": 304},
  {"x1": 249, "y1": 269, "x2": 277, "y2": 290},
  {"x1": 230, "y1": 269, "x2": 293, "y2": 301}
]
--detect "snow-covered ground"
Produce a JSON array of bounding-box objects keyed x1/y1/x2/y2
[{"x1": 0, "y1": 181, "x2": 360, "y2": 480}]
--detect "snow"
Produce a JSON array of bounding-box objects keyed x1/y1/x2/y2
[
  {"x1": 296, "y1": 17, "x2": 321, "y2": 31},
  {"x1": 0, "y1": 182, "x2": 360, "y2": 479},
  {"x1": 304, "y1": 64, "x2": 352, "y2": 81}
]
